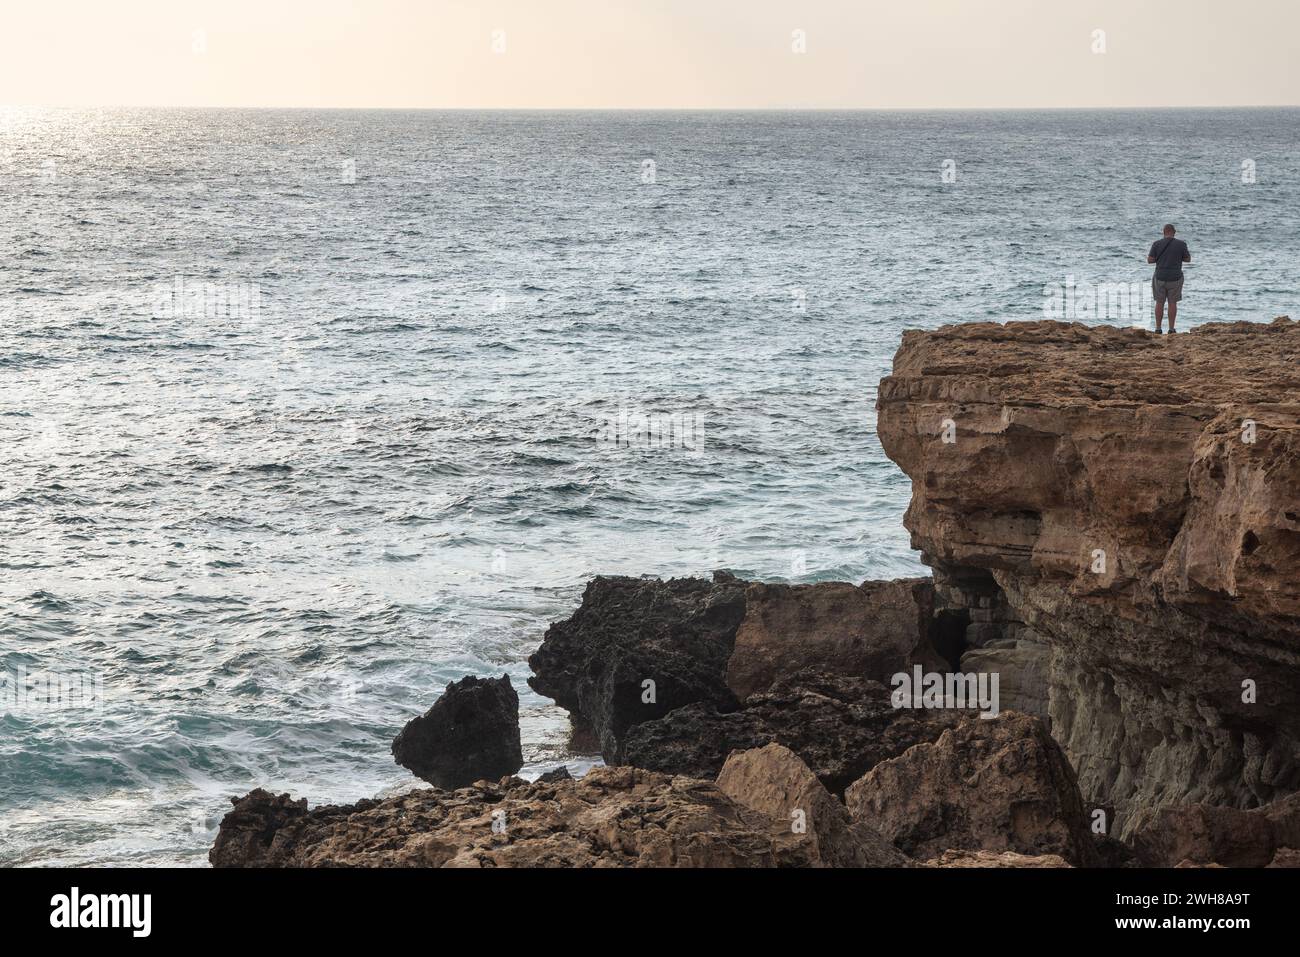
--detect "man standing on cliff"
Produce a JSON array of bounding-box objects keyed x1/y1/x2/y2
[{"x1": 1147, "y1": 224, "x2": 1191, "y2": 334}]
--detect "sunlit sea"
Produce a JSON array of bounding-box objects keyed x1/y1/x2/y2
[{"x1": 2, "y1": 107, "x2": 1297, "y2": 865}]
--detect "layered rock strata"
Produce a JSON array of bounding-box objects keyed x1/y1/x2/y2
[{"x1": 876, "y1": 319, "x2": 1300, "y2": 833}]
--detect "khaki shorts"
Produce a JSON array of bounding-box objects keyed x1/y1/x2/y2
[{"x1": 1152, "y1": 277, "x2": 1184, "y2": 304}]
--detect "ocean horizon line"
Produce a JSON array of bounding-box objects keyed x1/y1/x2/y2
[{"x1": 5, "y1": 102, "x2": 1300, "y2": 113}]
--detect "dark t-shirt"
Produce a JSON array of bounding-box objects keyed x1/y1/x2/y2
[{"x1": 1149, "y1": 237, "x2": 1190, "y2": 281}]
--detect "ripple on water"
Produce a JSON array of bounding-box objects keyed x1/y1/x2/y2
[{"x1": 3, "y1": 106, "x2": 1298, "y2": 864}]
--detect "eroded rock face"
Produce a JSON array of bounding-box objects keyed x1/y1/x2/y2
[
  {"x1": 391, "y1": 674, "x2": 523, "y2": 789},
  {"x1": 959, "y1": 640, "x2": 1051, "y2": 723},
  {"x1": 527, "y1": 574, "x2": 747, "y2": 762},
  {"x1": 726, "y1": 578, "x2": 946, "y2": 701},
  {"x1": 844, "y1": 712, "x2": 1097, "y2": 866},
  {"x1": 876, "y1": 319, "x2": 1300, "y2": 833},
  {"x1": 622, "y1": 670, "x2": 957, "y2": 796},
  {"x1": 210, "y1": 751, "x2": 898, "y2": 868}
]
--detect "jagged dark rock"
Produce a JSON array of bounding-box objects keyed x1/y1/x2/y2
[
  {"x1": 528, "y1": 572, "x2": 953, "y2": 765},
  {"x1": 527, "y1": 573, "x2": 748, "y2": 762},
  {"x1": 622, "y1": 669, "x2": 958, "y2": 796},
  {"x1": 391, "y1": 674, "x2": 523, "y2": 789},
  {"x1": 208, "y1": 789, "x2": 311, "y2": 868}
]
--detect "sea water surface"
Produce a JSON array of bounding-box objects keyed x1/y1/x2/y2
[{"x1": 2, "y1": 108, "x2": 1297, "y2": 865}]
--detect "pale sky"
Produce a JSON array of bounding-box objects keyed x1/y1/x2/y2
[{"x1": 1, "y1": 0, "x2": 1297, "y2": 110}]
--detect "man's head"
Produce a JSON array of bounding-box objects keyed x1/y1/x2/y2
[{"x1": 1163, "y1": 224, "x2": 1176, "y2": 237}]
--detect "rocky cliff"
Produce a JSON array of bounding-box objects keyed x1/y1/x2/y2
[
  {"x1": 207, "y1": 317, "x2": 1300, "y2": 868},
  {"x1": 876, "y1": 318, "x2": 1300, "y2": 834}
]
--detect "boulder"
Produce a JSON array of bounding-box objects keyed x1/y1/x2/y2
[
  {"x1": 844, "y1": 711, "x2": 1097, "y2": 866},
  {"x1": 623, "y1": 670, "x2": 957, "y2": 796},
  {"x1": 391, "y1": 674, "x2": 523, "y2": 789},
  {"x1": 1126, "y1": 794, "x2": 1300, "y2": 867},
  {"x1": 716, "y1": 743, "x2": 911, "y2": 867}
]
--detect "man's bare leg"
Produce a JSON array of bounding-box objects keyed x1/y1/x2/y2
[
  {"x1": 1155, "y1": 300, "x2": 1164, "y2": 333},
  {"x1": 1167, "y1": 301, "x2": 1177, "y2": 333}
]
